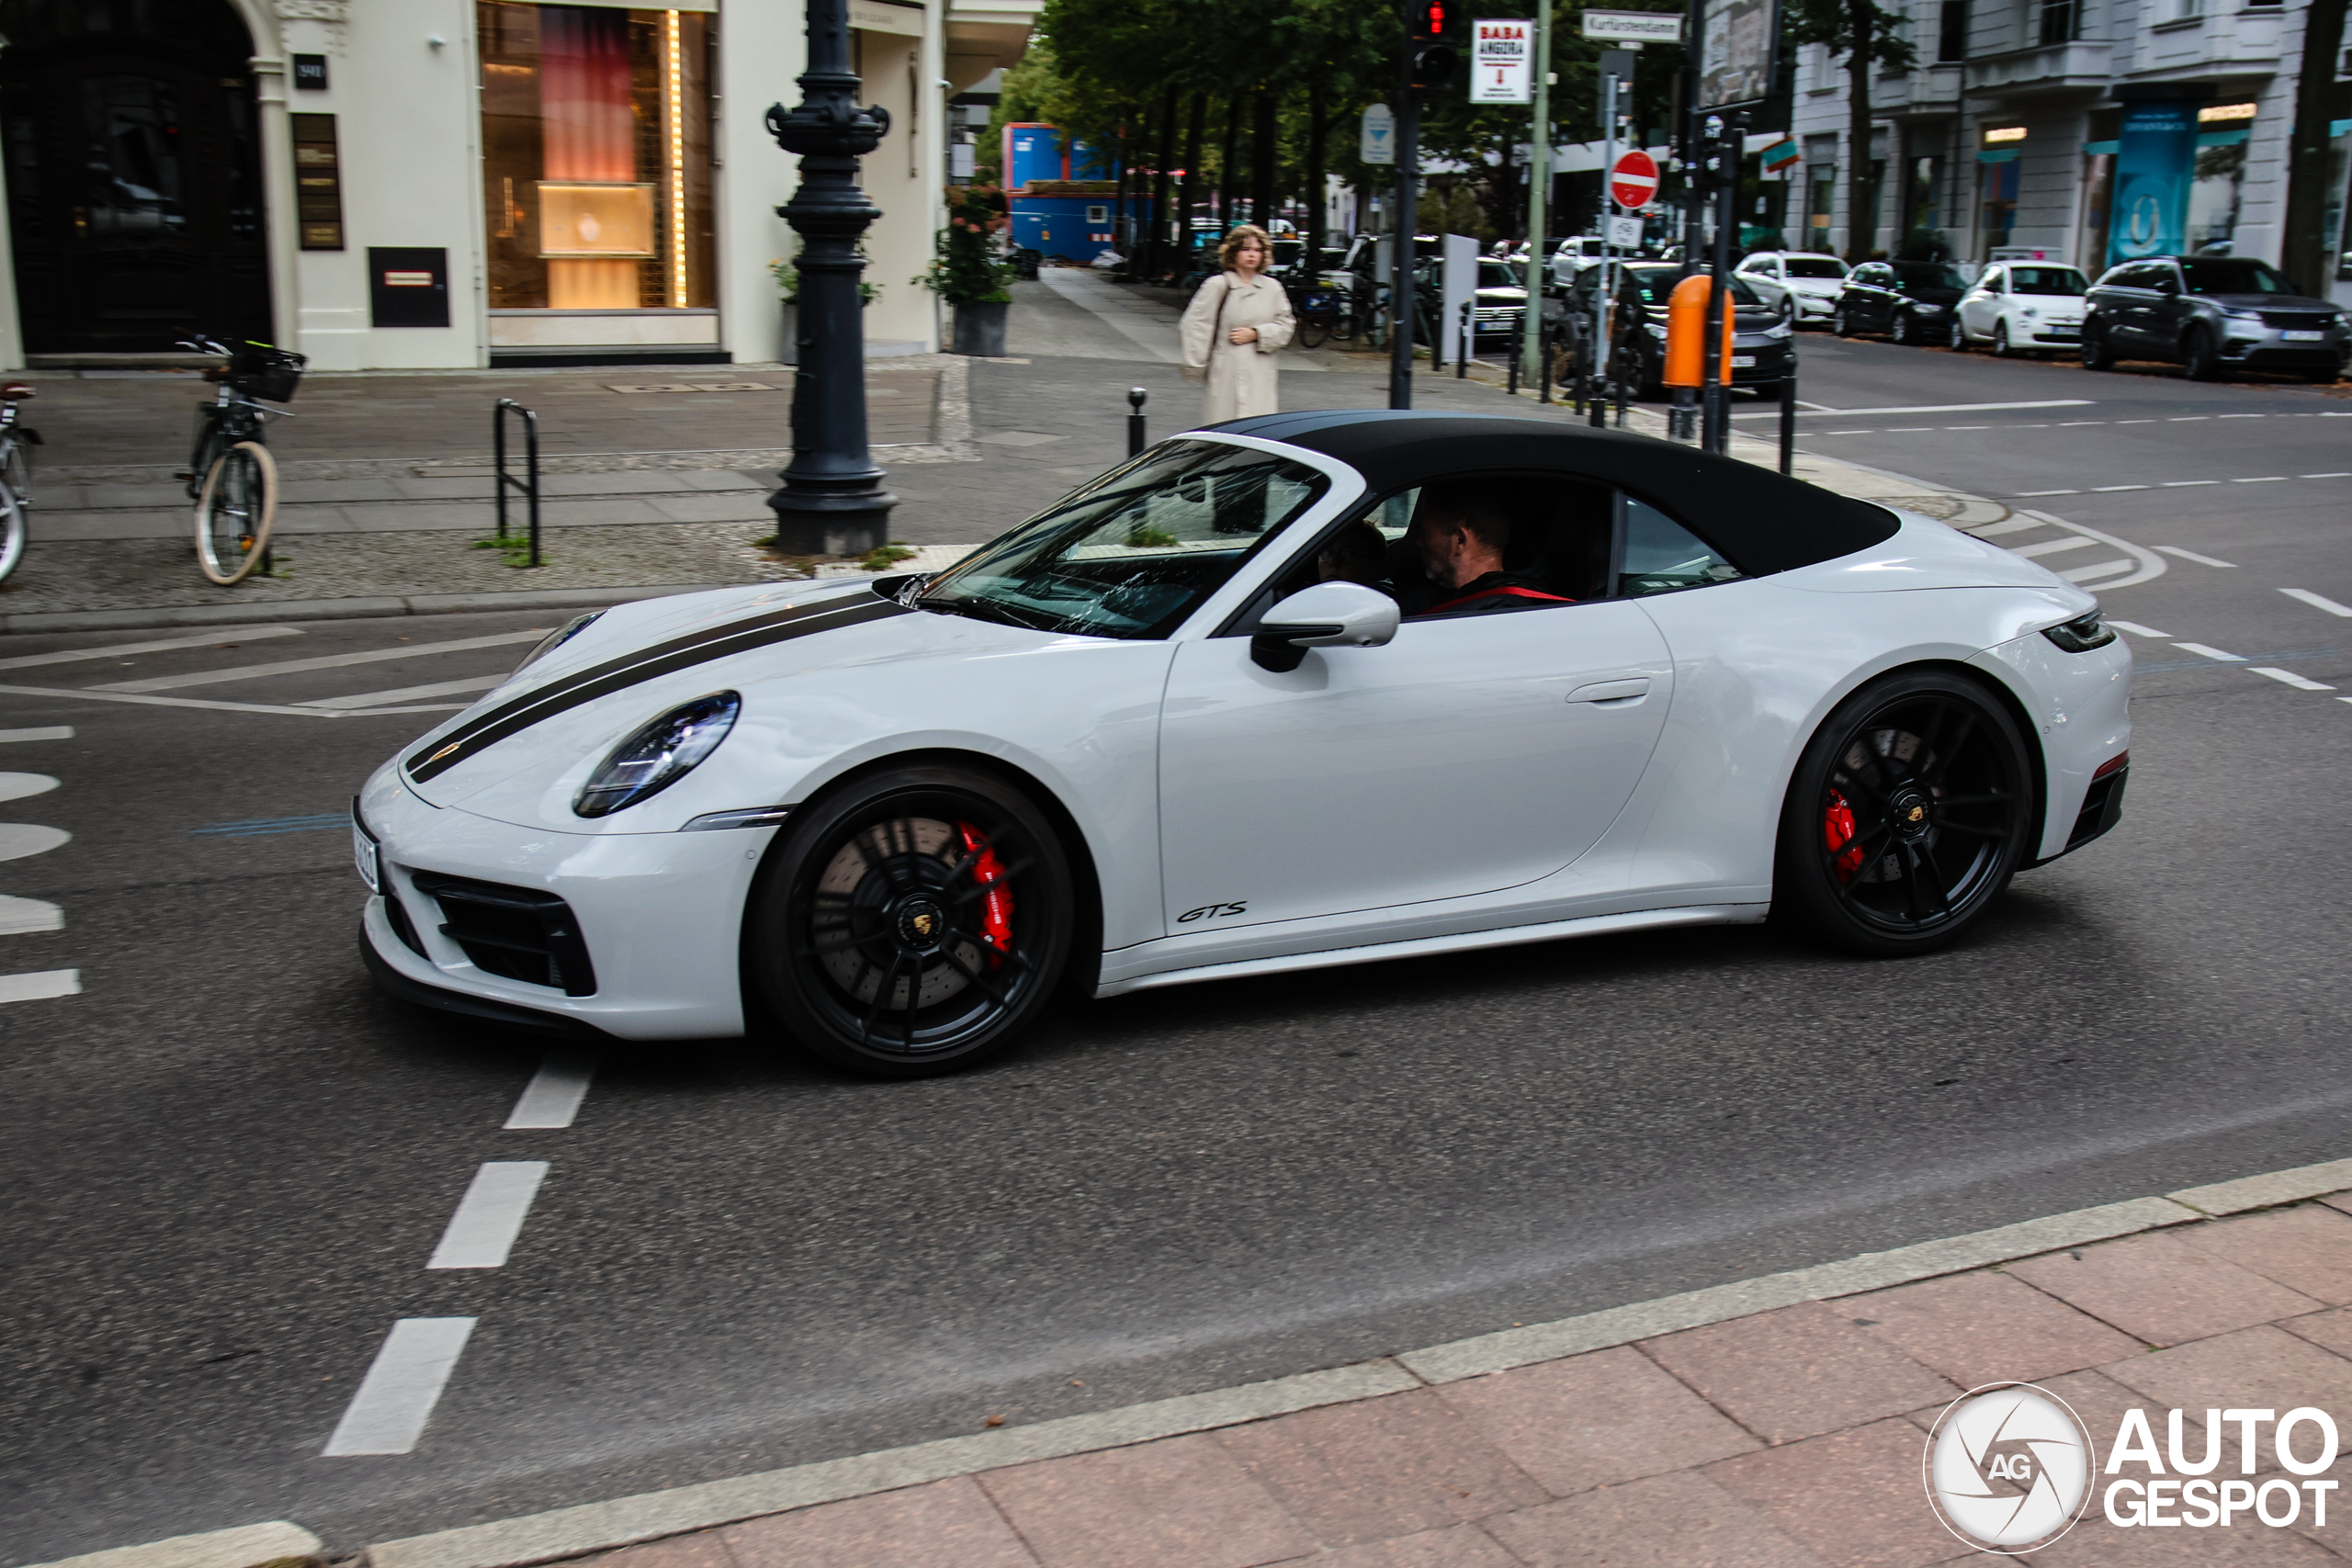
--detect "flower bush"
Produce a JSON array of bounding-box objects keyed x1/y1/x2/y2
[{"x1": 914, "y1": 184, "x2": 1016, "y2": 305}]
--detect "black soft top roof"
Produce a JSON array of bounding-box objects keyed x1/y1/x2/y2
[{"x1": 1214, "y1": 410, "x2": 1898, "y2": 577}]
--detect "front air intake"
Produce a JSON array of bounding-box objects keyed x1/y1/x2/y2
[{"x1": 408, "y1": 872, "x2": 598, "y2": 997}]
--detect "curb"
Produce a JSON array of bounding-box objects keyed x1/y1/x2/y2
[
  {"x1": 0, "y1": 584, "x2": 741, "y2": 637},
  {"x1": 314, "y1": 1154, "x2": 2352, "y2": 1568},
  {"x1": 23, "y1": 1521, "x2": 322, "y2": 1568}
]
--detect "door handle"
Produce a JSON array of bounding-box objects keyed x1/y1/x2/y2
[{"x1": 1566, "y1": 678, "x2": 1649, "y2": 704}]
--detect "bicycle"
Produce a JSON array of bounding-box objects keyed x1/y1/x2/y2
[
  {"x1": 1288, "y1": 279, "x2": 1354, "y2": 350},
  {"x1": 176, "y1": 333, "x2": 305, "y2": 585},
  {"x1": 0, "y1": 380, "x2": 40, "y2": 585}
]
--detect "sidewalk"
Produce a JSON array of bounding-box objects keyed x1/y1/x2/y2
[
  {"x1": 81, "y1": 1157, "x2": 2349, "y2": 1568},
  {"x1": 0, "y1": 276, "x2": 1988, "y2": 631}
]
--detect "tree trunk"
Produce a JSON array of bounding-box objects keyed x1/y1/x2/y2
[
  {"x1": 1843, "y1": 0, "x2": 1878, "y2": 265},
  {"x1": 1150, "y1": 83, "x2": 1179, "y2": 278},
  {"x1": 1306, "y1": 81, "x2": 1329, "y2": 265},
  {"x1": 1220, "y1": 96, "x2": 1240, "y2": 228},
  {"x1": 1181, "y1": 92, "x2": 1205, "y2": 274},
  {"x1": 1251, "y1": 89, "x2": 1277, "y2": 228},
  {"x1": 1112, "y1": 120, "x2": 1130, "y2": 260},
  {"x1": 2282, "y1": 0, "x2": 2350, "y2": 294}
]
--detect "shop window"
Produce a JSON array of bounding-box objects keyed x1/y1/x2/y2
[{"x1": 478, "y1": 2, "x2": 713, "y2": 310}]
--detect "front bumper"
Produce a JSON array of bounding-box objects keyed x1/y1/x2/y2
[
  {"x1": 2219, "y1": 332, "x2": 2346, "y2": 369},
  {"x1": 357, "y1": 771, "x2": 773, "y2": 1040}
]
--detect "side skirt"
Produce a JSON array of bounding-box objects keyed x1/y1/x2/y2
[{"x1": 1092, "y1": 903, "x2": 1768, "y2": 998}]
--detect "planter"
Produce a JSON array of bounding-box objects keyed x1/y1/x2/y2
[
  {"x1": 777, "y1": 301, "x2": 797, "y2": 365},
  {"x1": 951, "y1": 299, "x2": 1009, "y2": 357}
]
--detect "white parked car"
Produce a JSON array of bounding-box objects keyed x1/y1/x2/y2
[
  {"x1": 356, "y1": 412, "x2": 2132, "y2": 1077},
  {"x1": 1551, "y1": 235, "x2": 1611, "y2": 288},
  {"x1": 1735, "y1": 252, "x2": 1850, "y2": 326},
  {"x1": 1951, "y1": 262, "x2": 2090, "y2": 356}
]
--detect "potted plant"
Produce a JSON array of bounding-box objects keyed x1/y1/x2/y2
[
  {"x1": 771, "y1": 246, "x2": 879, "y2": 365},
  {"x1": 916, "y1": 184, "x2": 1016, "y2": 356}
]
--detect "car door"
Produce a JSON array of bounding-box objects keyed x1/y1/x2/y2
[
  {"x1": 2145, "y1": 262, "x2": 2193, "y2": 359},
  {"x1": 1961, "y1": 265, "x2": 2002, "y2": 338},
  {"x1": 1853, "y1": 265, "x2": 1894, "y2": 329},
  {"x1": 1156, "y1": 483, "x2": 1679, "y2": 931},
  {"x1": 2105, "y1": 265, "x2": 2161, "y2": 350}
]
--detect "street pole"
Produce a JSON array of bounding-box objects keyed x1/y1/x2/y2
[
  {"x1": 1598, "y1": 64, "x2": 1619, "y2": 405},
  {"x1": 1389, "y1": 43, "x2": 1419, "y2": 409},
  {"x1": 1702, "y1": 110, "x2": 1743, "y2": 455},
  {"x1": 1519, "y1": 6, "x2": 1551, "y2": 388},
  {"x1": 764, "y1": 0, "x2": 896, "y2": 556}
]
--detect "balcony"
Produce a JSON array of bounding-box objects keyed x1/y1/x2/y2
[
  {"x1": 1965, "y1": 39, "x2": 2115, "y2": 98},
  {"x1": 1874, "y1": 62, "x2": 1964, "y2": 118}
]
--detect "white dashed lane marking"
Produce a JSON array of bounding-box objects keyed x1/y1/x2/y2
[
  {"x1": 300, "y1": 674, "x2": 506, "y2": 712},
  {"x1": 506, "y1": 1051, "x2": 599, "y2": 1129},
  {"x1": 2156, "y1": 547, "x2": 2238, "y2": 569},
  {"x1": 2173, "y1": 643, "x2": 2245, "y2": 662},
  {"x1": 0, "y1": 627, "x2": 300, "y2": 672},
  {"x1": 2012, "y1": 538, "x2": 2095, "y2": 558},
  {"x1": 2108, "y1": 621, "x2": 2171, "y2": 637},
  {"x1": 92, "y1": 628, "x2": 545, "y2": 694},
  {"x1": 2251, "y1": 668, "x2": 2337, "y2": 692},
  {"x1": 2058, "y1": 560, "x2": 2134, "y2": 582},
  {"x1": 0, "y1": 969, "x2": 78, "y2": 1003},
  {"x1": 0, "y1": 772, "x2": 58, "y2": 803},
  {"x1": 0, "y1": 727, "x2": 75, "y2": 743},
  {"x1": 2283, "y1": 590, "x2": 2352, "y2": 618},
  {"x1": 322, "y1": 1318, "x2": 479, "y2": 1457},
  {"x1": 426, "y1": 1162, "x2": 551, "y2": 1269},
  {"x1": 0, "y1": 823, "x2": 71, "y2": 861},
  {"x1": 0, "y1": 895, "x2": 62, "y2": 934}
]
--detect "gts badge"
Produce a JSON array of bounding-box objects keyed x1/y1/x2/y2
[{"x1": 1178, "y1": 900, "x2": 1249, "y2": 924}]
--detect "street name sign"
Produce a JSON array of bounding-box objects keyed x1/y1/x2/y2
[
  {"x1": 1360, "y1": 103, "x2": 1395, "y2": 164},
  {"x1": 1610, "y1": 150, "x2": 1659, "y2": 210},
  {"x1": 1581, "y1": 9, "x2": 1684, "y2": 45},
  {"x1": 1470, "y1": 19, "x2": 1534, "y2": 105}
]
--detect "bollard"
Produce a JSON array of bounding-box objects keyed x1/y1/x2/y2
[
  {"x1": 493, "y1": 397, "x2": 542, "y2": 568},
  {"x1": 1126, "y1": 387, "x2": 1148, "y2": 457},
  {"x1": 1457, "y1": 299, "x2": 1473, "y2": 378},
  {"x1": 1779, "y1": 370, "x2": 1797, "y2": 476}
]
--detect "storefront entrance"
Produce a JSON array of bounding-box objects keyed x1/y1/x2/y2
[{"x1": 1, "y1": 0, "x2": 272, "y2": 355}]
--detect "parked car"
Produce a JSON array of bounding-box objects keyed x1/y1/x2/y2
[
  {"x1": 356, "y1": 414, "x2": 2129, "y2": 1075},
  {"x1": 1572, "y1": 261, "x2": 1792, "y2": 397},
  {"x1": 1415, "y1": 256, "x2": 1529, "y2": 344},
  {"x1": 2080, "y1": 255, "x2": 2346, "y2": 382},
  {"x1": 1550, "y1": 235, "x2": 1611, "y2": 288},
  {"x1": 1734, "y1": 252, "x2": 1849, "y2": 327},
  {"x1": 1951, "y1": 263, "x2": 2089, "y2": 356},
  {"x1": 1833, "y1": 261, "x2": 1966, "y2": 344}
]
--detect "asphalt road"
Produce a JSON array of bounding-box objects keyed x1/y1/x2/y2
[{"x1": 6, "y1": 340, "x2": 2352, "y2": 1562}]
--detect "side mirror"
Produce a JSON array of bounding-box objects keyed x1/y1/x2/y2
[{"x1": 1250, "y1": 581, "x2": 1400, "y2": 672}]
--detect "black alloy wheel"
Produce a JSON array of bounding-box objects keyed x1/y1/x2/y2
[
  {"x1": 748, "y1": 765, "x2": 1074, "y2": 1077},
  {"x1": 2081, "y1": 327, "x2": 2116, "y2": 371},
  {"x1": 1894, "y1": 309, "x2": 1919, "y2": 345},
  {"x1": 1774, "y1": 671, "x2": 2033, "y2": 957},
  {"x1": 1832, "y1": 304, "x2": 1854, "y2": 337},
  {"x1": 2181, "y1": 326, "x2": 2222, "y2": 382}
]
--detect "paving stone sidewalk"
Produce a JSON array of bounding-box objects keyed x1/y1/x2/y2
[
  {"x1": 512, "y1": 1191, "x2": 2352, "y2": 1568},
  {"x1": 1, "y1": 277, "x2": 1979, "y2": 626}
]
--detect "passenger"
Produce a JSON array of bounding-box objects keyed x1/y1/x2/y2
[
  {"x1": 1401, "y1": 484, "x2": 1575, "y2": 615},
  {"x1": 1315, "y1": 521, "x2": 1390, "y2": 588}
]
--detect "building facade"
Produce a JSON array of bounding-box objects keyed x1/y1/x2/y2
[
  {"x1": 1782, "y1": 0, "x2": 2351, "y2": 305},
  {"x1": 0, "y1": 0, "x2": 1039, "y2": 371}
]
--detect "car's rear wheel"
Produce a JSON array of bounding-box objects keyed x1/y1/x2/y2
[
  {"x1": 748, "y1": 764, "x2": 1073, "y2": 1077},
  {"x1": 1774, "y1": 671, "x2": 2033, "y2": 957}
]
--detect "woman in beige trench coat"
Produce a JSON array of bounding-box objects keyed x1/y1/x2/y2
[{"x1": 1180, "y1": 226, "x2": 1295, "y2": 423}]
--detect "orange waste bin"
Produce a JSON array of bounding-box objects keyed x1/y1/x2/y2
[{"x1": 1664, "y1": 274, "x2": 1735, "y2": 389}]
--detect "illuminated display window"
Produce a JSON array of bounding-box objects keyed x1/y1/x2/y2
[{"x1": 477, "y1": 2, "x2": 713, "y2": 310}]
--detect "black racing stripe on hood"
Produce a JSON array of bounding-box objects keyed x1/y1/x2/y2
[{"x1": 405, "y1": 594, "x2": 910, "y2": 784}]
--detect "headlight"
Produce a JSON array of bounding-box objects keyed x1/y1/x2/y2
[
  {"x1": 573, "y1": 692, "x2": 741, "y2": 818},
  {"x1": 1762, "y1": 321, "x2": 1792, "y2": 339},
  {"x1": 516, "y1": 610, "x2": 605, "y2": 673},
  {"x1": 2221, "y1": 307, "x2": 2263, "y2": 322},
  {"x1": 2021, "y1": 306, "x2": 2040, "y2": 319},
  {"x1": 2041, "y1": 611, "x2": 2116, "y2": 653}
]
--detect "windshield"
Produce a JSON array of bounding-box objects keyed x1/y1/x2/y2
[
  {"x1": 1478, "y1": 260, "x2": 1526, "y2": 289},
  {"x1": 1894, "y1": 264, "x2": 1968, "y2": 291},
  {"x1": 1782, "y1": 257, "x2": 1847, "y2": 278},
  {"x1": 915, "y1": 441, "x2": 1329, "y2": 639},
  {"x1": 2182, "y1": 257, "x2": 2292, "y2": 295},
  {"x1": 2009, "y1": 266, "x2": 2086, "y2": 295}
]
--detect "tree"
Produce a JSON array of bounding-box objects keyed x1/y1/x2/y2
[
  {"x1": 1787, "y1": 0, "x2": 1917, "y2": 262},
  {"x1": 2281, "y1": 0, "x2": 2350, "y2": 294}
]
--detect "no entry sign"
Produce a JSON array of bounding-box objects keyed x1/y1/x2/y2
[{"x1": 1610, "y1": 150, "x2": 1658, "y2": 210}]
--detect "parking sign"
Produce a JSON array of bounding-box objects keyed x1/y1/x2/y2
[{"x1": 1470, "y1": 19, "x2": 1533, "y2": 104}]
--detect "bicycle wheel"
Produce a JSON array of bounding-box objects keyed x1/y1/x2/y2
[
  {"x1": 1298, "y1": 315, "x2": 1329, "y2": 350},
  {"x1": 0, "y1": 480, "x2": 23, "y2": 586},
  {"x1": 194, "y1": 439, "x2": 277, "y2": 585}
]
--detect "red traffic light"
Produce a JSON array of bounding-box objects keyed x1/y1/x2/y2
[{"x1": 1415, "y1": 0, "x2": 1450, "y2": 39}]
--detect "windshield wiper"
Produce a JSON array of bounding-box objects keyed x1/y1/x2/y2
[{"x1": 916, "y1": 595, "x2": 1057, "y2": 632}]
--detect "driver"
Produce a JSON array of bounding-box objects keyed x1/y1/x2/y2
[{"x1": 1401, "y1": 483, "x2": 1575, "y2": 616}]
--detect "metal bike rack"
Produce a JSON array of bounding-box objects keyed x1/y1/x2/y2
[{"x1": 492, "y1": 398, "x2": 542, "y2": 568}]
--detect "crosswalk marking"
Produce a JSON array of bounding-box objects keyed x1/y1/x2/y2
[
  {"x1": 300, "y1": 674, "x2": 507, "y2": 711},
  {"x1": 92, "y1": 629, "x2": 545, "y2": 694},
  {"x1": 2012, "y1": 537, "x2": 2095, "y2": 558},
  {"x1": 2282, "y1": 589, "x2": 2352, "y2": 618},
  {"x1": 0, "y1": 627, "x2": 300, "y2": 673}
]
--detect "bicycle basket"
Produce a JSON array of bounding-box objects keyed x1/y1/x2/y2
[{"x1": 228, "y1": 343, "x2": 306, "y2": 402}]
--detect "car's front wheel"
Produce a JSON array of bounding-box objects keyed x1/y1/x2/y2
[
  {"x1": 1833, "y1": 305, "x2": 1854, "y2": 337},
  {"x1": 748, "y1": 764, "x2": 1074, "y2": 1077},
  {"x1": 1948, "y1": 316, "x2": 1971, "y2": 351},
  {"x1": 2081, "y1": 326, "x2": 2116, "y2": 371},
  {"x1": 2181, "y1": 326, "x2": 2222, "y2": 382},
  {"x1": 1992, "y1": 321, "x2": 2017, "y2": 357},
  {"x1": 1774, "y1": 670, "x2": 2034, "y2": 957}
]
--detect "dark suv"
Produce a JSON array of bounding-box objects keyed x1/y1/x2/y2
[
  {"x1": 1833, "y1": 261, "x2": 1968, "y2": 344},
  {"x1": 2082, "y1": 255, "x2": 2346, "y2": 382},
  {"x1": 1569, "y1": 262, "x2": 1792, "y2": 397}
]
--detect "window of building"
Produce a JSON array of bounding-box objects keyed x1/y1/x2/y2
[
  {"x1": 477, "y1": 2, "x2": 714, "y2": 310},
  {"x1": 2036, "y1": 0, "x2": 2078, "y2": 47},
  {"x1": 1937, "y1": 0, "x2": 1970, "y2": 62}
]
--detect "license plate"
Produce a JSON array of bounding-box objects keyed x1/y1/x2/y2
[
  {"x1": 2283, "y1": 330, "x2": 2325, "y2": 342},
  {"x1": 353, "y1": 822, "x2": 380, "y2": 892},
  {"x1": 1731, "y1": 355, "x2": 1757, "y2": 368},
  {"x1": 2044, "y1": 325, "x2": 2079, "y2": 337}
]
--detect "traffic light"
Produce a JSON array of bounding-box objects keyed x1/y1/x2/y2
[{"x1": 1409, "y1": 0, "x2": 1456, "y2": 90}]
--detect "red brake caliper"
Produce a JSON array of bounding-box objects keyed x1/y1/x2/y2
[
  {"x1": 956, "y1": 822, "x2": 1014, "y2": 964},
  {"x1": 1824, "y1": 790, "x2": 1864, "y2": 883}
]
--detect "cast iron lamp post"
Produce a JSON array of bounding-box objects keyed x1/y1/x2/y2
[{"x1": 764, "y1": 0, "x2": 896, "y2": 555}]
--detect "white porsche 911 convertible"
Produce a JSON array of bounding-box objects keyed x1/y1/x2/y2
[{"x1": 355, "y1": 411, "x2": 2131, "y2": 1077}]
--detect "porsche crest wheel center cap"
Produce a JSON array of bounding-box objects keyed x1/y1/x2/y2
[
  {"x1": 1891, "y1": 788, "x2": 1933, "y2": 839},
  {"x1": 895, "y1": 897, "x2": 947, "y2": 951}
]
